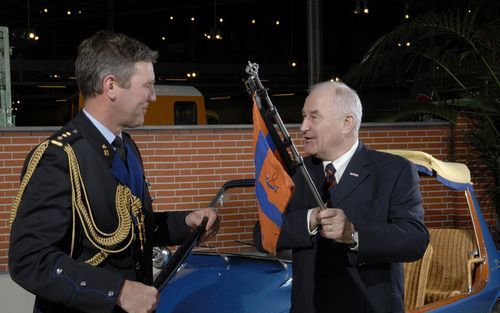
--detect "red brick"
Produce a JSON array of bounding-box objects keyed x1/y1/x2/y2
[{"x1": 0, "y1": 123, "x2": 495, "y2": 272}]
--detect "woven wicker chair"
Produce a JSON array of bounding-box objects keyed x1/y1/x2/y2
[
  {"x1": 404, "y1": 244, "x2": 433, "y2": 310},
  {"x1": 424, "y1": 228, "x2": 476, "y2": 304}
]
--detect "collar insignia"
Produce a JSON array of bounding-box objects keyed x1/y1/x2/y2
[{"x1": 102, "y1": 144, "x2": 110, "y2": 156}]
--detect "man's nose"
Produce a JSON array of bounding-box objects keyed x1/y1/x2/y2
[
  {"x1": 300, "y1": 119, "x2": 309, "y2": 132},
  {"x1": 149, "y1": 88, "x2": 156, "y2": 102}
]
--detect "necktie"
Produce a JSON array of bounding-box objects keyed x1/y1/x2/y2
[
  {"x1": 112, "y1": 136, "x2": 127, "y2": 162},
  {"x1": 325, "y1": 163, "x2": 337, "y2": 191}
]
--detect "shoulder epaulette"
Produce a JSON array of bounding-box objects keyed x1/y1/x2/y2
[
  {"x1": 49, "y1": 129, "x2": 82, "y2": 147},
  {"x1": 11, "y1": 128, "x2": 82, "y2": 227}
]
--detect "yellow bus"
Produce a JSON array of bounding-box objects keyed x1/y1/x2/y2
[
  {"x1": 78, "y1": 85, "x2": 217, "y2": 125},
  {"x1": 146, "y1": 85, "x2": 207, "y2": 125}
]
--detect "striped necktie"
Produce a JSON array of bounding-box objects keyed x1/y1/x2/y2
[{"x1": 325, "y1": 163, "x2": 337, "y2": 191}]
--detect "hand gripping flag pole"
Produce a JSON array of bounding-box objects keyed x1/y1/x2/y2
[{"x1": 245, "y1": 61, "x2": 326, "y2": 211}]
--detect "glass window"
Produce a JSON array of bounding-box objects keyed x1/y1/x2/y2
[{"x1": 174, "y1": 101, "x2": 197, "y2": 125}]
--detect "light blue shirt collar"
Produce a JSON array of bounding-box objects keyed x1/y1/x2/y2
[{"x1": 82, "y1": 109, "x2": 120, "y2": 144}]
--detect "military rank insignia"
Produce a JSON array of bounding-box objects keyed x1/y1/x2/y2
[{"x1": 102, "y1": 144, "x2": 110, "y2": 156}]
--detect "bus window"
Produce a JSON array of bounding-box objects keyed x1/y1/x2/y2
[{"x1": 174, "y1": 101, "x2": 197, "y2": 125}]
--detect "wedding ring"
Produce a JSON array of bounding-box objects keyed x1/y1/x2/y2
[{"x1": 328, "y1": 225, "x2": 334, "y2": 232}]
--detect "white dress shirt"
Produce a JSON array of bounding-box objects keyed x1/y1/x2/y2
[{"x1": 307, "y1": 140, "x2": 359, "y2": 235}]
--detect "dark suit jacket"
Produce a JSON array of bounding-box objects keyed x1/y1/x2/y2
[
  {"x1": 9, "y1": 112, "x2": 192, "y2": 313},
  {"x1": 254, "y1": 142, "x2": 429, "y2": 313}
]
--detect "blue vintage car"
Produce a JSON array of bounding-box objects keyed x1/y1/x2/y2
[{"x1": 154, "y1": 151, "x2": 500, "y2": 313}]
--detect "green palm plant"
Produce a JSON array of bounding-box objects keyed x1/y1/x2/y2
[{"x1": 345, "y1": 0, "x2": 500, "y2": 237}]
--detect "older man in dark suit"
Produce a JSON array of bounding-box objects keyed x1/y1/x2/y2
[{"x1": 254, "y1": 81, "x2": 429, "y2": 313}]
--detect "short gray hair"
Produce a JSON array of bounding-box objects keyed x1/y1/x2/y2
[
  {"x1": 309, "y1": 81, "x2": 363, "y2": 133},
  {"x1": 75, "y1": 31, "x2": 158, "y2": 99}
]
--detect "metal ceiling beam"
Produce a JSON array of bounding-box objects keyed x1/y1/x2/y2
[{"x1": 307, "y1": 0, "x2": 323, "y2": 88}]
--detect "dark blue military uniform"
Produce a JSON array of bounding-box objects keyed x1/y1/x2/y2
[{"x1": 9, "y1": 112, "x2": 192, "y2": 313}]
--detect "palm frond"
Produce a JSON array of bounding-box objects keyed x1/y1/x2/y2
[{"x1": 345, "y1": 5, "x2": 500, "y2": 89}]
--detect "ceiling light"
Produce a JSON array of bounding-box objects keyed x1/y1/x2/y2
[
  {"x1": 37, "y1": 85, "x2": 67, "y2": 89},
  {"x1": 353, "y1": 0, "x2": 360, "y2": 14},
  {"x1": 206, "y1": 0, "x2": 223, "y2": 40},
  {"x1": 209, "y1": 96, "x2": 231, "y2": 100},
  {"x1": 362, "y1": 0, "x2": 369, "y2": 14},
  {"x1": 272, "y1": 93, "x2": 294, "y2": 97},
  {"x1": 162, "y1": 78, "x2": 188, "y2": 82}
]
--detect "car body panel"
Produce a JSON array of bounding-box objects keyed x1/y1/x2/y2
[{"x1": 158, "y1": 254, "x2": 292, "y2": 313}]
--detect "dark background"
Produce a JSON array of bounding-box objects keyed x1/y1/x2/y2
[{"x1": 0, "y1": 0, "x2": 460, "y2": 125}]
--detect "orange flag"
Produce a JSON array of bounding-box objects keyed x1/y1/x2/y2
[{"x1": 252, "y1": 99, "x2": 294, "y2": 255}]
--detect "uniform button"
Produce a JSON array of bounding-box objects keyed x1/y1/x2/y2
[
  {"x1": 56, "y1": 268, "x2": 63, "y2": 275},
  {"x1": 80, "y1": 281, "x2": 87, "y2": 287},
  {"x1": 108, "y1": 291, "x2": 115, "y2": 297},
  {"x1": 135, "y1": 262, "x2": 141, "y2": 270}
]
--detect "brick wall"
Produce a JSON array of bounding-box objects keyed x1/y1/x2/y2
[{"x1": 0, "y1": 122, "x2": 495, "y2": 272}]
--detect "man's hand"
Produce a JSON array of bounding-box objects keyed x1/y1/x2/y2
[
  {"x1": 185, "y1": 207, "x2": 220, "y2": 242},
  {"x1": 309, "y1": 207, "x2": 321, "y2": 231},
  {"x1": 117, "y1": 280, "x2": 159, "y2": 313},
  {"x1": 317, "y1": 208, "x2": 355, "y2": 244}
]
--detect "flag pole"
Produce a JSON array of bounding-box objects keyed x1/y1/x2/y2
[{"x1": 245, "y1": 61, "x2": 326, "y2": 211}]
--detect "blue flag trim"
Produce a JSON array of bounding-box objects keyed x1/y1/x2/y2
[{"x1": 254, "y1": 131, "x2": 283, "y2": 227}]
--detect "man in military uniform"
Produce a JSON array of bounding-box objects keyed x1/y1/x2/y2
[{"x1": 8, "y1": 31, "x2": 219, "y2": 313}]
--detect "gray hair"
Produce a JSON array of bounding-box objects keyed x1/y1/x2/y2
[
  {"x1": 75, "y1": 31, "x2": 158, "y2": 99},
  {"x1": 309, "y1": 81, "x2": 363, "y2": 133}
]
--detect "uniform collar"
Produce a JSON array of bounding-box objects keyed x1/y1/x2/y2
[{"x1": 82, "y1": 108, "x2": 120, "y2": 144}]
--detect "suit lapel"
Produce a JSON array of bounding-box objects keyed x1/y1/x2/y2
[
  {"x1": 308, "y1": 157, "x2": 327, "y2": 190},
  {"x1": 330, "y1": 143, "x2": 371, "y2": 206},
  {"x1": 304, "y1": 157, "x2": 329, "y2": 205}
]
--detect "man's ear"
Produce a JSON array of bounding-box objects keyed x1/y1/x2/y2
[
  {"x1": 342, "y1": 115, "x2": 355, "y2": 133},
  {"x1": 103, "y1": 75, "x2": 117, "y2": 101}
]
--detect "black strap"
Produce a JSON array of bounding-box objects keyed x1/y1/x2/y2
[{"x1": 153, "y1": 217, "x2": 208, "y2": 290}]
